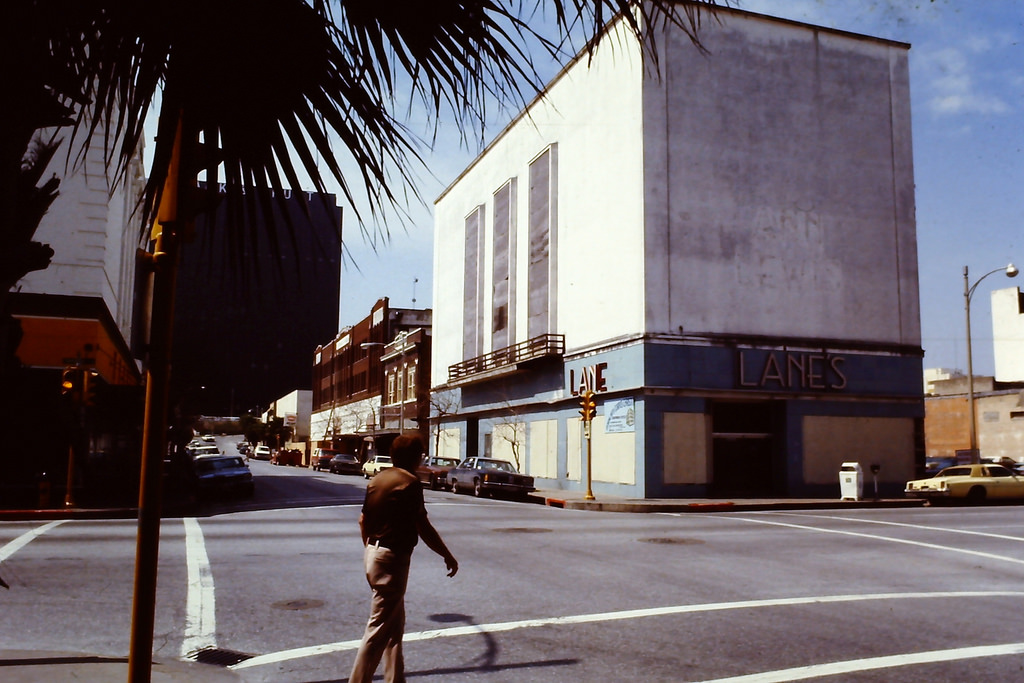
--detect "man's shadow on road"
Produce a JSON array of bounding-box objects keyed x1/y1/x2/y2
[{"x1": 305, "y1": 612, "x2": 579, "y2": 683}]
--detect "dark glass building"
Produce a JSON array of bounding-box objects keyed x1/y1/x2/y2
[{"x1": 171, "y1": 186, "x2": 342, "y2": 417}]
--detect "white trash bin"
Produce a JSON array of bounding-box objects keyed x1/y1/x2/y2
[{"x1": 840, "y1": 462, "x2": 863, "y2": 501}]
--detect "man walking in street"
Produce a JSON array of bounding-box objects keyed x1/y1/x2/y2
[{"x1": 349, "y1": 433, "x2": 458, "y2": 683}]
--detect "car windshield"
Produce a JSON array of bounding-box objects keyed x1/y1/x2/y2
[
  {"x1": 435, "y1": 458, "x2": 459, "y2": 467},
  {"x1": 335, "y1": 455, "x2": 357, "y2": 462},
  {"x1": 379, "y1": 456, "x2": 392, "y2": 463},
  {"x1": 480, "y1": 460, "x2": 514, "y2": 472}
]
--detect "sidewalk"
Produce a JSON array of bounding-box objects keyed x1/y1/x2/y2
[
  {"x1": 0, "y1": 651, "x2": 242, "y2": 682},
  {"x1": 526, "y1": 488, "x2": 925, "y2": 513}
]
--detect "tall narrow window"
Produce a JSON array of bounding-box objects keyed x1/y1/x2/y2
[
  {"x1": 528, "y1": 147, "x2": 555, "y2": 339},
  {"x1": 463, "y1": 206, "x2": 484, "y2": 360},
  {"x1": 492, "y1": 179, "x2": 516, "y2": 353},
  {"x1": 407, "y1": 363, "x2": 416, "y2": 401}
]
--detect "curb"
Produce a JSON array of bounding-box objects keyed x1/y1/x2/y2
[{"x1": 531, "y1": 495, "x2": 926, "y2": 513}]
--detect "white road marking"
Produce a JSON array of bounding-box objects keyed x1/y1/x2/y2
[
  {"x1": 181, "y1": 517, "x2": 217, "y2": 657},
  {"x1": 0, "y1": 520, "x2": 65, "y2": 561},
  {"x1": 764, "y1": 510, "x2": 1024, "y2": 543},
  {"x1": 686, "y1": 642, "x2": 1024, "y2": 683},
  {"x1": 230, "y1": 590, "x2": 1024, "y2": 670},
  {"x1": 721, "y1": 515, "x2": 1024, "y2": 566}
]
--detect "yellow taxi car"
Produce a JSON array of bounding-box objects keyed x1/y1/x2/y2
[{"x1": 905, "y1": 463, "x2": 1024, "y2": 503}]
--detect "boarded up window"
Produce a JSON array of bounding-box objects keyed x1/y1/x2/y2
[
  {"x1": 528, "y1": 149, "x2": 554, "y2": 338},
  {"x1": 463, "y1": 206, "x2": 484, "y2": 360},
  {"x1": 492, "y1": 180, "x2": 515, "y2": 350}
]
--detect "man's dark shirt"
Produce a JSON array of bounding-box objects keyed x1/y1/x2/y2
[{"x1": 361, "y1": 467, "x2": 425, "y2": 555}]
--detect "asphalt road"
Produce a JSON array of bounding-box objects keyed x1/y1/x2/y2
[{"x1": 3, "y1": 450, "x2": 1024, "y2": 682}]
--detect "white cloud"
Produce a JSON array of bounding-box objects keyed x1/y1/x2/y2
[
  {"x1": 930, "y1": 93, "x2": 1010, "y2": 115},
  {"x1": 917, "y1": 43, "x2": 1012, "y2": 116}
]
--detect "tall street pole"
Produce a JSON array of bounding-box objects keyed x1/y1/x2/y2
[
  {"x1": 964, "y1": 265, "x2": 977, "y2": 463},
  {"x1": 128, "y1": 113, "x2": 186, "y2": 682},
  {"x1": 963, "y1": 263, "x2": 1019, "y2": 465}
]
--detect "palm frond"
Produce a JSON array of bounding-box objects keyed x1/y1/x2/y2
[{"x1": 61, "y1": 0, "x2": 726, "y2": 257}]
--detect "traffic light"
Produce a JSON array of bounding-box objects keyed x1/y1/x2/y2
[
  {"x1": 83, "y1": 370, "x2": 99, "y2": 406},
  {"x1": 60, "y1": 367, "x2": 82, "y2": 403},
  {"x1": 151, "y1": 114, "x2": 223, "y2": 245},
  {"x1": 579, "y1": 390, "x2": 596, "y2": 422}
]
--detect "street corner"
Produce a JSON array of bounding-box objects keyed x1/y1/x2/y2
[{"x1": 0, "y1": 651, "x2": 243, "y2": 683}]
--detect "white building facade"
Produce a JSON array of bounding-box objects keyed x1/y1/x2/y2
[
  {"x1": 992, "y1": 286, "x2": 1024, "y2": 382},
  {"x1": 13, "y1": 124, "x2": 146, "y2": 386},
  {"x1": 432, "y1": 7, "x2": 923, "y2": 498}
]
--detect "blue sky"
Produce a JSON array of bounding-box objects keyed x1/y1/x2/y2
[{"x1": 152, "y1": 1, "x2": 1021, "y2": 377}]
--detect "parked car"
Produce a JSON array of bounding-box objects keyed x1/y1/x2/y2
[
  {"x1": 416, "y1": 455, "x2": 461, "y2": 490},
  {"x1": 362, "y1": 455, "x2": 393, "y2": 478},
  {"x1": 924, "y1": 456, "x2": 957, "y2": 475},
  {"x1": 905, "y1": 464, "x2": 1024, "y2": 503},
  {"x1": 448, "y1": 457, "x2": 535, "y2": 498},
  {"x1": 186, "y1": 444, "x2": 220, "y2": 459},
  {"x1": 271, "y1": 448, "x2": 303, "y2": 466},
  {"x1": 310, "y1": 449, "x2": 336, "y2": 471},
  {"x1": 329, "y1": 453, "x2": 363, "y2": 475},
  {"x1": 191, "y1": 455, "x2": 255, "y2": 499},
  {"x1": 252, "y1": 445, "x2": 272, "y2": 461}
]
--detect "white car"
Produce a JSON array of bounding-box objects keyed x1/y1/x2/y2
[
  {"x1": 252, "y1": 445, "x2": 272, "y2": 461},
  {"x1": 187, "y1": 444, "x2": 220, "y2": 459},
  {"x1": 362, "y1": 455, "x2": 393, "y2": 478}
]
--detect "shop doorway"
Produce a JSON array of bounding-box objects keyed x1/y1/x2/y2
[{"x1": 710, "y1": 401, "x2": 777, "y2": 497}]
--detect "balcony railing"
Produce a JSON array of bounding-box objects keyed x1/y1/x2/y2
[{"x1": 448, "y1": 334, "x2": 565, "y2": 382}]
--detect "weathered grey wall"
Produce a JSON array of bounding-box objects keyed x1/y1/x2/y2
[{"x1": 644, "y1": 11, "x2": 919, "y2": 346}]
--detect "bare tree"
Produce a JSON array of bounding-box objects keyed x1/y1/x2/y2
[
  {"x1": 493, "y1": 413, "x2": 527, "y2": 471},
  {"x1": 429, "y1": 388, "x2": 462, "y2": 460}
]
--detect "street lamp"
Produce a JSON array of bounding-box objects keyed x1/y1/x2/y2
[{"x1": 964, "y1": 262, "x2": 1019, "y2": 462}]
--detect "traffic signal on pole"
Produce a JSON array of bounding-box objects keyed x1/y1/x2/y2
[
  {"x1": 579, "y1": 390, "x2": 596, "y2": 422},
  {"x1": 152, "y1": 115, "x2": 223, "y2": 245},
  {"x1": 61, "y1": 367, "x2": 82, "y2": 403},
  {"x1": 83, "y1": 370, "x2": 99, "y2": 406}
]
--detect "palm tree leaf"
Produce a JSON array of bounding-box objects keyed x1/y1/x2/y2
[{"x1": 60, "y1": 0, "x2": 725, "y2": 260}]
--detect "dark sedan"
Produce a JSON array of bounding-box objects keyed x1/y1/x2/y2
[
  {"x1": 191, "y1": 455, "x2": 255, "y2": 499},
  {"x1": 328, "y1": 453, "x2": 362, "y2": 475},
  {"x1": 416, "y1": 456, "x2": 461, "y2": 490},
  {"x1": 448, "y1": 457, "x2": 535, "y2": 498}
]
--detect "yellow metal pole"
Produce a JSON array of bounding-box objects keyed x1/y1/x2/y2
[
  {"x1": 584, "y1": 423, "x2": 595, "y2": 501},
  {"x1": 63, "y1": 442, "x2": 76, "y2": 507},
  {"x1": 128, "y1": 113, "x2": 185, "y2": 683}
]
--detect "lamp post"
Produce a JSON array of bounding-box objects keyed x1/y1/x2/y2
[{"x1": 964, "y1": 263, "x2": 1018, "y2": 463}]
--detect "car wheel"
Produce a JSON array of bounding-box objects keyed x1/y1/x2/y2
[
  {"x1": 473, "y1": 478, "x2": 484, "y2": 497},
  {"x1": 967, "y1": 486, "x2": 987, "y2": 503}
]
